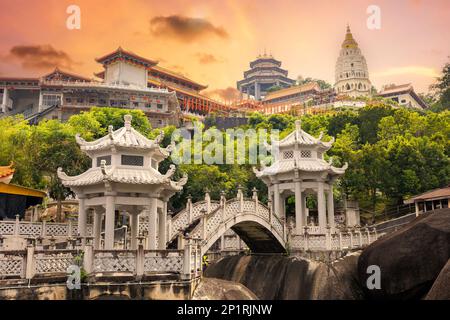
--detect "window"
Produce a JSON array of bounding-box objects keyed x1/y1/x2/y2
[
  {"x1": 96, "y1": 156, "x2": 111, "y2": 167},
  {"x1": 401, "y1": 99, "x2": 406, "y2": 103},
  {"x1": 76, "y1": 97, "x2": 84, "y2": 104},
  {"x1": 42, "y1": 94, "x2": 61, "y2": 107},
  {"x1": 121, "y1": 155, "x2": 144, "y2": 166},
  {"x1": 300, "y1": 150, "x2": 312, "y2": 158},
  {"x1": 146, "y1": 103, "x2": 152, "y2": 108},
  {"x1": 65, "y1": 98, "x2": 72, "y2": 103},
  {"x1": 157, "y1": 103, "x2": 163, "y2": 109},
  {"x1": 133, "y1": 102, "x2": 139, "y2": 107},
  {"x1": 283, "y1": 151, "x2": 294, "y2": 159}
]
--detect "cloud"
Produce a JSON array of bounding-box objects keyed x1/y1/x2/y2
[
  {"x1": 8, "y1": 45, "x2": 77, "y2": 71},
  {"x1": 372, "y1": 66, "x2": 439, "y2": 78},
  {"x1": 204, "y1": 87, "x2": 241, "y2": 101},
  {"x1": 195, "y1": 53, "x2": 223, "y2": 64},
  {"x1": 149, "y1": 15, "x2": 229, "y2": 41}
]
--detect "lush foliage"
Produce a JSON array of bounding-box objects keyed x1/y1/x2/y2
[{"x1": 0, "y1": 104, "x2": 448, "y2": 220}]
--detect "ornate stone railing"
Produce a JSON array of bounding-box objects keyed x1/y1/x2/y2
[
  {"x1": 0, "y1": 217, "x2": 93, "y2": 239},
  {"x1": 288, "y1": 226, "x2": 378, "y2": 251},
  {"x1": 0, "y1": 242, "x2": 202, "y2": 281}
]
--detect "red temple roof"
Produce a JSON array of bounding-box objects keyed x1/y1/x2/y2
[{"x1": 95, "y1": 47, "x2": 158, "y2": 67}]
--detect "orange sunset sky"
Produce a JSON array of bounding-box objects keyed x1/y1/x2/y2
[{"x1": 0, "y1": 0, "x2": 449, "y2": 100}]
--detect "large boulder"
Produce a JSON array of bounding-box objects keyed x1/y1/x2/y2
[
  {"x1": 358, "y1": 208, "x2": 450, "y2": 299},
  {"x1": 205, "y1": 253, "x2": 364, "y2": 300},
  {"x1": 425, "y1": 259, "x2": 450, "y2": 300},
  {"x1": 192, "y1": 278, "x2": 257, "y2": 300}
]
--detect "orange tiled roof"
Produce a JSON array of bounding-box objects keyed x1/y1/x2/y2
[
  {"x1": 0, "y1": 162, "x2": 15, "y2": 183},
  {"x1": 264, "y1": 82, "x2": 320, "y2": 101},
  {"x1": 150, "y1": 65, "x2": 207, "y2": 90}
]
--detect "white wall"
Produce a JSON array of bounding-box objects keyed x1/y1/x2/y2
[{"x1": 104, "y1": 61, "x2": 147, "y2": 87}]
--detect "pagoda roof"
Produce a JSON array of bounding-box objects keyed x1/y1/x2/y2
[
  {"x1": 95, "y1": 47, "x2": 158, "y2": 68},
  {"x1": 75, "y1": 114, "x2": 171, "y2": 158},
  {"x1": 274, "y1": 120, "x2": 334, "y2": 150},
  {"x1": 42, "y1": 68, "x2": 91, "y2": 82},
  {"x1": 253, "y1": 158, "x2": 347, "y2": 177},
  {"x1": 58, "y1": 164, "x2": 187, "y2": 191},
  {"x1": 0, "y1": 162, "x2": 15, "y2": 184}
]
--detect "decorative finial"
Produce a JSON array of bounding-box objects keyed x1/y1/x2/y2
[
  {"x1": 124, "y1": 114, "x2": 132, "y2": 130},
  {"x1": 295, "y1": 119, "x2": 302, "y2": 130}
]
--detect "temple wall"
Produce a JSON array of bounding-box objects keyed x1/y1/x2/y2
[{"x1": 0, "y1": 277, "x2": 200, "y2": 300}]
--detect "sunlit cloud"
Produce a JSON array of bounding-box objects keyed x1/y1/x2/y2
[
  {"x1": 7, "y1": 45, "x2": 78, "y2": 71},
  {"x1": 149, "y1": 15, "x2": 229, "y2": 42},
  {"x1": 204, "y1": 87, "x2": 241, "y2": 101},
  {"x1": 195, "y1": 53, "x2": 224, "y2": 64},
  {"x1": 372, "y1": 66, "x2": 440, "y2": 78}
]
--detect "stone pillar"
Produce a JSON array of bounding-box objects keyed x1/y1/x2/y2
[
  {"x1": 93, "y1": 208, "x2": 103, "y2": 250},
  {"x1": 302, "y1": 193, "x2": 308, "y2": 226},
  {"x1": 1, "y1": 88, "x2": 8, "y2": 113},
  {"x1": 147, "y1": 197, "x2": 158, "y2": 250},
  {"x1": 78, "y1": 195, "x2": 87, "y2": 244},
  {"x1": 327, "y1": 185, "x2": 335, "y2": 228},
  {"x1": 317, "y1": 181, "x2": 326, "y2": 232},
  {"x1": 273, "y1": 182, "x2": 282, "y2": 218},
  {"x1": 158, "y1": 201, "x2": 167, "y2": 250},
  {"x1": 415, "y1": 202, "x2": 420, "y2": 217},
  {"x1": 130, "y1": 211, "x2": 139, "y2": 250},
  {"x1": 38, "y1": 91, "x2": 43, "y2": 112},
  {"x1": 205, "y1": 189, "x2": 211, "y2": 213},
  {"x1": 104, "y1": 194, "x2": 115, "y2": 250},
  {"x1": 294, "y1": 180, "x2": 304, "y2": 234}
]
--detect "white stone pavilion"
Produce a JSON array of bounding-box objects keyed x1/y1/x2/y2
[
  {"x1": 57, "y1": 114, "x2": 187, "y2": 250},
  {"x1": 254, "y1": 120, "x2": 347, "y2": 234}
]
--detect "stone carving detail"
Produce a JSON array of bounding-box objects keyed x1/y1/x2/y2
[
  {"x1": 94, "y1": 251, "x2": 136, "y2": 273},
  {"x1": 143, "y1": 252, "x2": 183, "y2": 273},
  {"x1": 19, "y1": 223, "x2": 42, "y2": 236},
  {"x1": 0, "y1": 253, "x2": 24, "y2": 277},
  {"x1": 35, "y1": 251, "x2": 76, "y2": 274},
  {"x1": 0, "y1": 222, "x2": 15, "y2": 235}
]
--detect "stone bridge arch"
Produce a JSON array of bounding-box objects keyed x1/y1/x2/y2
[
  {"x1": 188, "y1": 197, "x2": 287, "y2": 256},
  {"x1": 199, "y1": 213, "x2": 286, "y2": 256}
]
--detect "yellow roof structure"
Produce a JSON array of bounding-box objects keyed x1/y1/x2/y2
[
  {"x1": 0, "y1": 183, "x2": 46, "y2": 198},
  {"x1": 264, "y1": 82, "x2": 321, "y2": 101},
  {"x1": 341, "y1": 25, "x2": 358, "y2": 49}
]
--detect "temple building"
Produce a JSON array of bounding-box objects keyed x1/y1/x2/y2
[
  {"x1": 0, "y1": 48, "x2": 230, "y2": 127},
  {"x1": 334, "y1": 25, "x2": 371, "y2": 98},
  {"x1": 0, "y1": 163, "x2": 46, "y2": 220},
  {"x1": 57, "y1": 114, "x2": 187, "y2": 250},
  {"x1": 253, "y1": 120, "x2": 347, "y2": 234},
  {"x1": 237, "y1": 53, "x2": 295, "y2": 100},
  {"x1": 378, "y1": 83, "x2": 427, "y2": 109}
]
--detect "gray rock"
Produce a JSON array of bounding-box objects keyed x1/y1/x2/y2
[
  {"x1": 425, "y1": 259, "x2": 450, "y2": 300},
  {"x1": 192, "y1": 278, "x2": 257, "y2": 300},
  {"x1": 358, "y1": 208, "x2": 450, "y2": 300}
]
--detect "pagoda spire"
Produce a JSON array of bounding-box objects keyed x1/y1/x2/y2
[{"x1": 342, "y1": 24, "x2": 358, "y2": 48}]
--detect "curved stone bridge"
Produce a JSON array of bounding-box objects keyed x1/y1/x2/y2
[{"x1": 189, "y1": 197, "x2": 286, "y2": 255}]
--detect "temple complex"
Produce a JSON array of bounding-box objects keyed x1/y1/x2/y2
[
  {"x1": 253, "y1": 120, "x2": 348, "y2": 234},
  {"x1": 0, "y1": 48, "x2": 231, "y2": 127},
  {"x1": 334, "y1": 25, "x2": 372, "y2": 97},
  {"x1": 57, "y1": 114, "x2": 188, "y2": 249},
  {"x1": 378, "y1": 83, "x2": 427, "y2": 109},
  {"x1": 237, "y1": 53, "x2": 295, "y2": 100}
]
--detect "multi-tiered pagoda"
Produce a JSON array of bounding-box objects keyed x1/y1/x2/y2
[
  {"x1": 254, "y1": 120, "x2": 347, "y2": 234},
  {"x1": 58, "y1": 114, "x2": 187, "y2": 250},
  {"x1": 237, "y1": 53, "x2": 295, "y2": 100}
]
